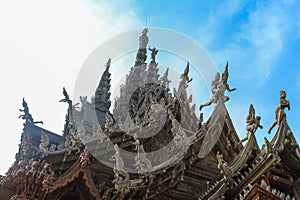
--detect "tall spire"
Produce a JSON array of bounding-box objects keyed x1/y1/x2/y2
[
  {"x1": 113, "y1": 29, "x2": 149, "y2": 124},
  {"x1": 135, "y1": 28, "x2": 149, "y2": 66},
  {"x1": 95, "y1": 59, "x2": 112, "y2": 111}
]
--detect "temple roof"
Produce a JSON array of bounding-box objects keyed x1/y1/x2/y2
[{"x1": 1, "y1": 28, "x2": 299, "y2": 200}]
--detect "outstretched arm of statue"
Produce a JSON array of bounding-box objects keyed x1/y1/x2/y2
[{"x1": 227, "y1": 85, "x2": 236, "y2": 92}]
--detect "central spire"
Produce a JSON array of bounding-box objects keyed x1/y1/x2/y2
[{"x1": 135, "y1": 28, "x2": 149, "y2": 66}]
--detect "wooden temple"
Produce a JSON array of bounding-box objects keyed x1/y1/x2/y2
[{"x1": 0, "y1": 29, "x2": 299, "y2": 200}]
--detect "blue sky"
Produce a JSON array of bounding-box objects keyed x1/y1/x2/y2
[
  {"x1": 132, "y1": 0, "x2": 300, "y2": 143},
  {"x1": 0, "y1": 0, "x2": 299, "y2": 174}
]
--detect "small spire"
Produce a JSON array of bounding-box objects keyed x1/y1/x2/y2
[
  {"x1": 159, "y1": 68, "x2": 170, "y2": 88},
  {"x1": 135, "y1": 28, "x2": 149, "y2": 66},
  {"x1": 180, "y1": 62, "x2": 193, "y2": 83},
  {"x1": 105, "y1": 58, "x2": 111, "y2": 70},
  {"x1": 95, "y1": 58, "x2": 112, "y2": 111}
]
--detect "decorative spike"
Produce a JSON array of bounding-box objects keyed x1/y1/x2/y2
[
  {"x1": 279, "y1": 192, "x2": 285, "y2": 198},
  {"x1": 234, "y1": 181, "x2": 238, "y2": 187},
  {"x1": 248, "y1": 167, "x2": 253, "y2": 172}
]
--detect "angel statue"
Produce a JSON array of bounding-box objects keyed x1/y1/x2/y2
[
  {"x1": 199, "y1": 62, "x2": 236, "y2": 111},
  {"x1": 268, "y1": 90, "x2": 290, "y2": 134},
  {"x1": 239, "y1": 104, "x2": 263, "y2": 144}
]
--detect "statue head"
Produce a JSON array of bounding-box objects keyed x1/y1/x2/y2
[
  {"x1": 142, "y1": 28, "x2": 148, "y2": 34},
  {"x1": 279, "y1": 90, "x2": 286, "y2": 98},
  {"x1": 215, "y1": 72, "x2": 220, "y2": 81}
]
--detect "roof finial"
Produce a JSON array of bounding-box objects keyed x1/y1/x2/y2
[
  {"x1": 145, "y1": 19, "x2": 148, "y2": 29},
  {"x1": 19, "y1": 98, "x2": 43, "y2": 124},
  {"x1": 180, "y1": 62, "x2": 193, "y2": 83},
  {"x1": 239, "y1": 104, "x2": 263, "y2": 144},
  {"x1": 268, "y1": 90, "x2": 290, "y2": 134},
  {"x1": 199, "y1": 61, "x2": 236, "y2": 111}
]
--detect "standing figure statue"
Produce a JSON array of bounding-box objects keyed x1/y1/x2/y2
[
  {"x1": 199, "y1": 62, "x2": 236, "y2": 111},
  {"x1": 239, "y1": 104, "x2": 263, "y2": 144},
  {"x1": 149, "y1": 47, "x2": 158, "y2": 63},
  {"x1": 139, "y1": 28, "x2": 149, "y2": 49},
  {"x1": 268, "y1": 90, "x2": 290, "y2": 134}
]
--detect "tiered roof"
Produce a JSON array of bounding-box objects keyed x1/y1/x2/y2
[{"x1": 0, "y1": 29, "x2": 299, "y2": 200}]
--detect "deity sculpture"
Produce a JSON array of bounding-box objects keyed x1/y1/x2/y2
[
  {"x1": 268, "y1": 90, "x2": 290, "y2": 134},
  {"x1": 199, "y1": 62, "x2": 236, "y2": 111},
  {"x1": 239, "y1": 104, "x2": 263, "y2": 144},
  {"x1": 149, "y1": 47, "x2": 158, "y2": 63}
]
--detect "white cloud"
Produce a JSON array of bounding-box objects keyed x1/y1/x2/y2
[
  {"x1": 196, "y1": 1, "x2": 299, "y2": 82},
  {"x1": 237, "y1": 2, "x2": 289, "y2": 78},
  {"x1": 197, "y1": 0, "x2": 245, "y2": 48},
  {"x1": 0, "y1": 0, "x2": 142, "y2": 174}
]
